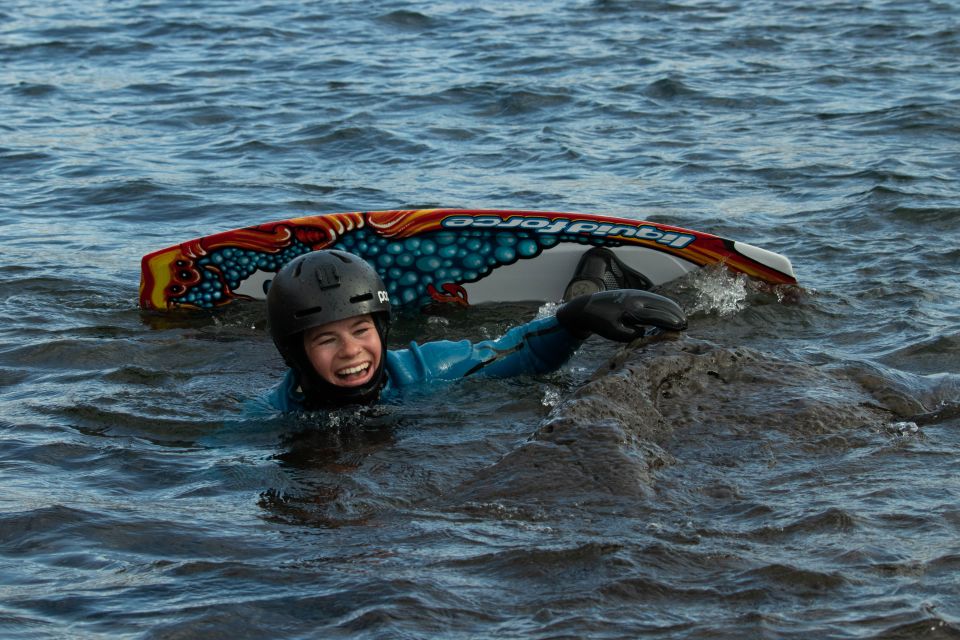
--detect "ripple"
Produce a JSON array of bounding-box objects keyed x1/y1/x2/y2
[
  {"x1": 8, "y1": 82, "x2": 60, "y2": 98},
  {"x1": 880, "y1": 333, "x2": 960, "y2": 375},
  {"x1": 740, "y1": 563, "x2": 848, "y2": 594},
  {"x1": 0, "y1": 148, "x2": 54, "y2": 175},
  {"x1": 375, "y1": 10, "x2": 439, "y2": 32},
  {"x1": 740, "y1": 507, "x2": 859, "y2": 542},
  {"x1": 642, "y1": 77, "x2": 696, "y2": 100}
]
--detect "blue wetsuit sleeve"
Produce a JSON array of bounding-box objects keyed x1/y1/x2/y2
[
  {"x1": 264, "y1": 368, "x2": 305, "y2": 413},
  {"x1": 386, "y1": 316, "x2": 582, "y2": 387}
]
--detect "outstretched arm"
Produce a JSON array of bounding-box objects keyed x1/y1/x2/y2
[
  {"x1": 386, "y1": 289, "x2": 687, "y2": 389},
  {"x1": 387, "y1": 316, "x2": 582, "y2": 387}
]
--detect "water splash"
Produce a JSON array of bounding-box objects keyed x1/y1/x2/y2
[
  {"x1": 541, "y1": 385, "x2": 561, "y2": 408},
  {"x1": 536, "y1": 301, "x2": 561, "y2": 319},
  {"x1": 686, "y1": 264, "x2": 749, "y2": 317},
  {"x1": 887, "y1": 421, "x2": 920, "y2": 436}
]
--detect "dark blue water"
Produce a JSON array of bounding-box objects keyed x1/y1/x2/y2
[{"x1": 2, "y1": 1, "x2": 959, "y2": 637}]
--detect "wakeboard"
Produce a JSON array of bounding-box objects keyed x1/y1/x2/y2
[{"x1": 139, "y1": 208, "x2": 796, "y2": 312}]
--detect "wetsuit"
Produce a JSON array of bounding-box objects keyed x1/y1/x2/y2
[{"x1": 266, "y1": 316, "x2": 582, "y2": 413}]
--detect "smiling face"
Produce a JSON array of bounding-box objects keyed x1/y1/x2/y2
[{"x1": 302, "y1": 314, "x2": 383, "y2": 388}]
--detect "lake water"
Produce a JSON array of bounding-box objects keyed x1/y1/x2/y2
[{"x1": 2, "y1": 1, "x2": 959, "y2": 638}]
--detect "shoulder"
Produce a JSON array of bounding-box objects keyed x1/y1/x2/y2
[{"x1": 265, "y1": 368, "x2": 305, "y2": 412}]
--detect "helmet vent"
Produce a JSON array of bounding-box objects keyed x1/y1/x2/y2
[
  {"x1": 350, "y1": 292, "x2": 373, "y2": 303},
  {"x1": 293, "y1": 305, "x2": 323, "y2": 319}
]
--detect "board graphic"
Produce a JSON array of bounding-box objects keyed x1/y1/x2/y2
[{"x1": 139, "y1": 209, "x2": 796, "y2": 312}]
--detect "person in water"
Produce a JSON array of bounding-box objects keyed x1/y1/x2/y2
[{"x1": 266, "y1": 249, "x2": 687, "y2": 412}]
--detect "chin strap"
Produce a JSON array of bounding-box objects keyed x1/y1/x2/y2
[{"x1": 297, "y1": 360, "x2": 388, "y2": 410}]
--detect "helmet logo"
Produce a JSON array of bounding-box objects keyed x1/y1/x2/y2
[
  {"x1": 316, "y1": 263, "x2": 340, "y2": 289},
  {"x1": 378, "y1": 290, "x2": 389, "y2": 304}
]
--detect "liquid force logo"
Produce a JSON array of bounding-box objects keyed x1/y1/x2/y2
[
  {"x1": 378, "y1": 291, "x2": 390, "y2": 304},
  {"x1": 441, "y1": 215, "x2": 695, "y2": 249}
]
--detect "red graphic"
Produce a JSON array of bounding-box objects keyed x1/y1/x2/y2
[{"x1": 427, "y1": 283, "x2": 470, "y2": 306}]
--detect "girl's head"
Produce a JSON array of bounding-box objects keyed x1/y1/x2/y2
[{"x1": 267, "y1": 250, "x2": 391, "y2": 408}]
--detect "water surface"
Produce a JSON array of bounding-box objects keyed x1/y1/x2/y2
[{"x1": 2, "y1": 1, "x2": 959, "y2": 637}]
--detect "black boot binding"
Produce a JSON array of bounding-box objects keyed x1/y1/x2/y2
[{"x1": 562, "y1": 247, "x2": 653, "y2": 301}]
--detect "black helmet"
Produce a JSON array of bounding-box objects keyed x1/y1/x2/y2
[{"x1": 267, "y1": 250, "x2": 391, "y2": 408}]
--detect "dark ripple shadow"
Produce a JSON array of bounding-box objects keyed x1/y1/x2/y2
[
  {"x1": 816, "y1": 101, "x2": 960, "y2": 136},
  {"x1": 375, "y1": 9, "x2": 442, "y2": 32},
  {"x1": 135, "y1": 578, "x2": 497, "y2": 639},
  {"x1": 0, "y1": 503, "x2": 267, "y2": 559},
  {"x1": 0, "y1": 147, "x2": 54, "y2": 175},
  {"x1": 642, "y1": 77, "x2": 697, "y2": 101},
  {"x1": 286, "y1": 122, "x2": 433, "y2": 160},
  {"x1": 8, "y1": 82, "x2": 60, "y2": 98},
  {"x1": 730, "y1": 507, "x2": 859, "y2": 543},
  {"x1": 880, "y1": 333, "x2": 960, "y2": 375},
  {"x1": 438, "y1": 541, "x2": 625, "y2": 582}
]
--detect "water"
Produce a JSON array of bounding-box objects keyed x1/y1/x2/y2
[{"x1": 2, "y1": 0, "x2": 959, "y2": 637}]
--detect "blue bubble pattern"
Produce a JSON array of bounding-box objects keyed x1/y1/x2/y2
[{"x1": 172, "y1": 228, "x2": 620, "y2": 309}]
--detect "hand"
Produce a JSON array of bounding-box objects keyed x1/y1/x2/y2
[{"x1": 556, "y1": 290, "x2": 687, "y2": 342}]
